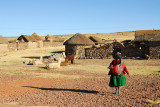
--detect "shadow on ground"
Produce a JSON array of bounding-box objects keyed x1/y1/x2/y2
[
  {"x1": 51, "y1": 51, "x2": 65, "y2": 54},
  {"x1": 23, "y1": 86, "x2": 99, "y2": 94},
  {"x1": 22, "y1": 56, "x2": 50, "y2": 59}
]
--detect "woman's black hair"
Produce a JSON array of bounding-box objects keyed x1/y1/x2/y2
[
  {"x1": 115, "y1": 52, "x2": 121, "y2": 65},
  {"x1": 116, "y1": 54, "x2": 121, "y2": 59}
]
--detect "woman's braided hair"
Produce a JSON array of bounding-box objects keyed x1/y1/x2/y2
[{"x1": 115, "y1": 52, "x2": 121, "y2": 65}]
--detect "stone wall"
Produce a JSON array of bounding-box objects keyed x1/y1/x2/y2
[
  {"x1": 85, "y1": 45, "x2": 112, "y2": 59},
  {"x1": 149, "y1": 46, "x2": 160, "y2": 59}
]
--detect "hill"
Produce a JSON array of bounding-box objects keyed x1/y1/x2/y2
[{"x1": 4, "y1": 31, "x2": 135, "y2": 42}]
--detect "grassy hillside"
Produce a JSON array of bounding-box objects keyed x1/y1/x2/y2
[
  {"x1": 5, "y1": 31, "x2": 135, "y2": 42},
  {"x1": 50, "y1": 31, "x2": 135, "y2": 42}
]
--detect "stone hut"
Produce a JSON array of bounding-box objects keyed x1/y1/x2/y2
[
  {"x1": 17, "y1": 35, "x2": 37, "y2": 42},
  {"x1": 17, "y1": 35, "x2": 38, "y2": 49},
  {"x1": 31, "y1": 32, "x2": 43, "y2": 41},
  {"x1": 31, "y1": 32, "x2": 43, "y2": 48},
  {"x1": 43, "y1": 34, "x2": 54, "y2": 47},
  {"x1": 63, "y1": 33, "x2": 94, "y2": 59},
  {"x1": 134, "y1": 31, "x2": 160, "y2": 59},
  {"x1": 45, "y1": 34, "x2": 52, "y2": 42},
  {"x1": 116, "y1": 30, "x2": 160, "y2": 59}
]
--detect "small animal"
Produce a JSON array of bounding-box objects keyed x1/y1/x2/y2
[
  {"x1": 60, "y1": 58, "x2": 68, "y2": 66},
  {"x1": 46, "y1": 58, "x2": 62, "y2": 69},
  {"x1": 66, "y1": 54, "x2": 76, "y2": 64}
]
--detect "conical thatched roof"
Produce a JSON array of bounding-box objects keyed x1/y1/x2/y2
[
  {"x1": 32, "y1": 32, "x2": 38, "y2": 36},
  {"x1": 45, "y1": 34, "x2": 52, "y2": 41},
  {"x1": 89, "y1": 36, "x2": 104, "y2": 44},
  {"x1": 45, "y1": 34, "x2": 52, "y2": 39},
  {"x1": 63, "y1": 33, "x2": 94, "y2": 45},
  {"x1": 46, "y1": 34, "x2": 52, "y2": 38},
  {"x1": 17, "y1": 35, "x2": 37, "y2": 42},
  {"x1": 31, "y1": 32, "x2": 42, "y2": 41},
  {"x1": 0, "y1": 36, "x2": 8, "y2": 44}
]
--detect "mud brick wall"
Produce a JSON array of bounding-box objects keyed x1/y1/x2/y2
[
  {"x1": 28, "y1": 42, "x2": 37, "y2": 49},
  {"x1": 8, "y1": 42, "x2": 17, "y2": 51},
  {"x1": 17, "y1": 42, "x2": 28, "y2": 50}
]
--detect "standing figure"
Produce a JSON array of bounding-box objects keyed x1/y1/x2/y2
[
  {"x1": 66, "y1": 54, "x2": 76, "y2": 64},
  {"x1": 108, "y1": 52, "x2": 130, "y2": 95}
]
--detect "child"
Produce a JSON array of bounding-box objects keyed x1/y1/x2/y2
[{"x1": 108, "y1": 52, "x2": 130, "y2": 95}]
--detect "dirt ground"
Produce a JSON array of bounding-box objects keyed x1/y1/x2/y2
[
  {"x1": 0, "y1": 47, "x2": 159, "y2": 106},
  {"x1": 0, "y1": 62, "x2": 159, "y2": 107}
]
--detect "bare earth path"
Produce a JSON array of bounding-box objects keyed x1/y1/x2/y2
[
  {"x1": 0, "y1": 47, "x2": 159, "y2": 106},
  {"x1": 0, "y1": 71, "x2": 159, "y2": 107}
]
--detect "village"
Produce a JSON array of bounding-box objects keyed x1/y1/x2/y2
[
  {"x1": 0, "y1": 30, "x2": 159, "y2": 106},
  {"x1": 0, "y1": 30, "x2": 160, "y2": 65}
]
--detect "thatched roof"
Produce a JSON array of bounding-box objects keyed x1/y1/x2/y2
[
  {"x1": 134, "y1": 32, "x2": 160, "y2": 42},
  {"x1": 135, "y1": 30, "x2": 160, "y2": 36},
  {"x1": 17, "y1": 35, "x2": 37, "y2": 42},
  {"x1": 45, "y1": 34, "x2": 52, "y2": 41},
  {"x1": 45, "y1": 34, "x2": 52, "y2": 39},
  {"x1": 0, "y1": 36, "x2": 8, "y2": 44},
  {"x1": 31, "y1": 32, "x2": 42, "y2": 41},
  {"x1": 89, "y1": 36, "x2": 104, "y2": 44},
  {"x1": 63, "y1": 33, "x2": 94, "y2": 45},
  {"x1": 46, "y1": 34, "x2": 52, "y2": 38}
]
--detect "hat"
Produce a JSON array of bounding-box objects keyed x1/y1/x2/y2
[{"x1": 116, "y1": 52, "x2": 121, "y2": 55}]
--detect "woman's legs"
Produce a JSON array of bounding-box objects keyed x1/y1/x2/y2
[
  {"x1": 115, "y1": 87, "x2": 118, "y2": 95},
  {"x1": 115, "y1": 86, "x2": 120, "y2": 95},
  {"x1": 118, "y1": 86, "x2": 120, "y2": 95}
]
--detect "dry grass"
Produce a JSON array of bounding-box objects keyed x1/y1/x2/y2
[
  {"x1": 0, "y1": 70, "x2": 92, "y2": 79},
  {"x1": 128, "y1": 66, "x2": 160, "y2": 75},
  {"x1": 56, "y1": 64, "x2": 107, "y2": 74},
  {"x1": 0, "y1": 46, "x2": 65, "y2": 65},
  {"x1": 0, "y1": 45, "x2": 159, "y2": 79},
  {"x1": 50, "y1": 32, "x2": 135, "y2": 42}
]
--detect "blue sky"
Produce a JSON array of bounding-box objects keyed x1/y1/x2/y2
[{"x1": 0, "y1": 0, "x2": 160, "y2": 37}]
